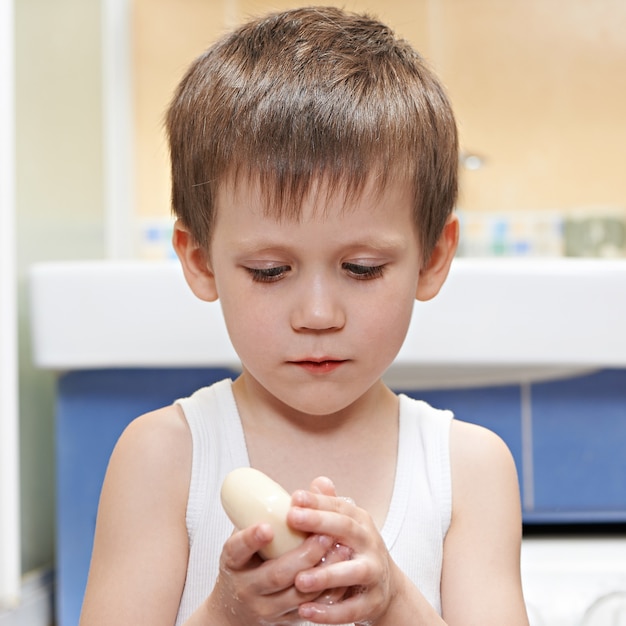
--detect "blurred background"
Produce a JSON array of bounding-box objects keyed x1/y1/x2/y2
[
  {"x1": 1, "y1": 0, "x2": 625, "y2": 624},
  {"x1": 129, "y1": 0, "x2": 626, "y2": 260}
]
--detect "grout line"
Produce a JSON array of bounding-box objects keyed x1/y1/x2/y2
[{"x1": 520, "y1": 382, "x2": 535, "y2": 512}]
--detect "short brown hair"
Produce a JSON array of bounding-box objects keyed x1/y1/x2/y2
[{"x1": 166, "y1": 6, "x2": 458, "y2": 262}]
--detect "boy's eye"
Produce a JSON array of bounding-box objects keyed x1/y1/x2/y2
[
  {"x1": 342, "y1": 263, "x2": 385, "y2": 280},
  {"x1": 245, "y1": 265, "x2": 291, "y2": 283}
]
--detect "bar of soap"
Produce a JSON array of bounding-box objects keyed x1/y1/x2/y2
[{"x1": 221, "y1": 467, "x2": 308, "y2": 559}]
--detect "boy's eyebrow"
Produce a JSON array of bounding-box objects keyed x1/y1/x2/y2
[{"x1": 231, "y1": 233, "x2": 412, "y2": 253}]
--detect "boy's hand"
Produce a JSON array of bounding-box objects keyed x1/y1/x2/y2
[
  {"x1": 208, "y1": 476, "x2": 354, "y2": 625},
  {"x1": 288, "y1": 484, "x2": 399, "y2": 625},
  {"x1": 305, "y1": 477, "x2": 352, "y2": 608},
  {"x1": 210, "y1": 524, "x2": 335, "y2": 625}
]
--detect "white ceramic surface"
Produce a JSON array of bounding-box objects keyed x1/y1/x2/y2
[{"x1": 30, "y1": 257, "x2": 626, "y2": 388}]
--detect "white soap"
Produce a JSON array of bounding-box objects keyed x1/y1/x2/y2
[{"x1": 221, "y1": 467, "x2": 308, "y2": 559}]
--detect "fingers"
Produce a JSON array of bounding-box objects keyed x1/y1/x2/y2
[
  {"x1": 216, "y1": 477, "x2": 386, "y2": 624},
  {"x1": 287, "y1": 485, "x2": 396, "y2": 624},
  {"x1": 299, "y1": 589, "x2": 373, "y2": 624},
  {"x1": 221, "y1": 523, "x2": 273, "y2": 570},
  {"x1": 288, "y1": 490, "x2": 367, "y2": 549},
  {"x1": 310, "y1": 541, "x2": 352, "y2": 606},
  {"x1": 297, "y1": 564, "x2": 392, "y2": 625},
  {"x1": 309, "y1": 476, "x2": 336, "y2": 496},
  {"x1": 296, "y1": 557, "x2": 372, "y2": 595},
  {"x1": 216, "y1": 530, "x2": 340, "y2": 623},
  {"x1": 289, "y1": 533, "x2": 338, "y2": 588},
  {"x1": 292, "y1": 488, "x2": 358, "y2": 517},
  {"x1": 289, "y1": 492, "x2": 374, "y2": 596},
  {"x1": 218, "y1": 479, "x2": 394, "y2": 625}
]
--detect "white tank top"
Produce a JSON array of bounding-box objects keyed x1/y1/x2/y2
[{"x1": 174, "y1": 379, "x2": 452, "y2": 625}]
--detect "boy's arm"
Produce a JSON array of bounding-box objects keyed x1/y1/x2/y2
[
  {"x1": 289, "y1": 420, "x2": 529, "y2": 626},
  {"x1": 79, "y1": 406, "x2": 192, "y2": 626},
  {"x1": 367, "y1": 420, "x2": 528, "y2": 626},
  {"x1": 440, "y1": 419, "x2": 529, "y2": 626}
]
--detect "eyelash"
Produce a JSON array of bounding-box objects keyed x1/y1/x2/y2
[
  {"x1": 342, "y1": 263, "x2": 386, "y2": 280},
  {"x1": 246, "y1": 263, "x2": 386, "y2": 283},
  {"x1": 246, "y1": 266, "x2": 290, "y2": 283}
]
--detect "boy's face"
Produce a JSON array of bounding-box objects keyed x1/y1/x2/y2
[{"x1": 179, "y1": 175, "x2": 452, "y2": 418}]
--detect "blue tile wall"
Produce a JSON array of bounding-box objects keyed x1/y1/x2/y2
[{"x1": 530, "y1": 369, "x2": 626, "y2": 522}]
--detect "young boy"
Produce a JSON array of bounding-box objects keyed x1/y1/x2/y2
[{"x1": 80, "y1": 7, "x2": 529, "y2": 626}]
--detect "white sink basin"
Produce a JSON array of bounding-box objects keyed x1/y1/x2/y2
[{"x1": 29, "y1": 258, "x2": 626, "y2": 389}]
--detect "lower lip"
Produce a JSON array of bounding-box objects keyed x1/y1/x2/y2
[{"x1": 292, "y1": 360, "x2": 346, "y2": 374}]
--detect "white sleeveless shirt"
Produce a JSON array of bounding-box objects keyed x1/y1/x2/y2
[{"x1": 174, "y1": 379, "x2": 452, "y2": 625}]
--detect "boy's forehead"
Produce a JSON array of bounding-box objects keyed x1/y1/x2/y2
[{"x1": 216, "y1": 170, "x2": 414, "y2": 220}]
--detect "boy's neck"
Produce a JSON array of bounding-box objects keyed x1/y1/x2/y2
[{"x1": 232, "y1": 374, "x2": 399, "y2": 528}]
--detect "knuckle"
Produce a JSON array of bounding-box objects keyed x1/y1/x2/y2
[
  {"x1": 265, "y1": 561, "x2": 290, "y2": 588},
  {"x1": 221, "y1": 540, "x2": 237, "y2": 566}
]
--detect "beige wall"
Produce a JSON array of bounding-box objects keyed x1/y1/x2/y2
[
  {"x1": 442, "y1": 1, "x2": 626, "y2": 211},
  {"x1": 133, "y1": 0, "x2": 626, "y2": 221}
]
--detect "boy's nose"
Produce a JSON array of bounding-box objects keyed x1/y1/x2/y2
[{"x1": 291, "y1": 276, "x2": 346, "y2": 332}]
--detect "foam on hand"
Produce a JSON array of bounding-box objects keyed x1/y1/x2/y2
[{"x1": 220, "y1": 467, "x2": 308, "y2": 559}]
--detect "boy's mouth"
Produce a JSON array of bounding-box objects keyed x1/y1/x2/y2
[{"x1": 290, "y1": 359, "x2": 347, "y2": 373}]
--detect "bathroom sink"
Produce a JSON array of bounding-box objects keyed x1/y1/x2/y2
[{"x1": 30, "y1": 258, "x2": 626, "y2": 389}]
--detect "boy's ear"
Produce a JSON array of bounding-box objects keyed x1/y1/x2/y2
[
  {"x1": 172, "y1": 220, "x2": 219, "y2": 302},
  {"x1": 415, "y1": 214, "x2": 459, "y2": 302}
]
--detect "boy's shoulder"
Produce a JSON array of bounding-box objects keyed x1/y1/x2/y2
[
  {"x1": 448, "y1": 419, "x2": 521, "y2": 521},
  {"x1": 123, "y1": 404, "x2": 190, "y2": 447},
  {"x1": 449, "y1": 419, "x2": 515, "y2": 476},
  {"x1": 110, "y1": 404, "x2": 192, "y2": 485}
]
